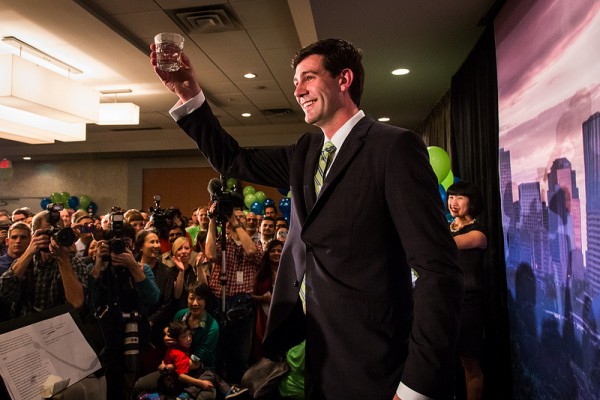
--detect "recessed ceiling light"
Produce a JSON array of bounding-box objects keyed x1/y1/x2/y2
[
  {"x1": 244, "y1": 73, "x2": 256, "y2": 79},
  {"x1": 241, "y1": 113, "x2": 252, "y2": 117},
  {"x1": 23, "y1": 156, "x2": 31, "y2": 160},
  {"x1": 392, "y1": 68, "x2": 410, "y2": 76},
  {"x1": 378, "y1": 117, "x2": 390, "y2": 122}
]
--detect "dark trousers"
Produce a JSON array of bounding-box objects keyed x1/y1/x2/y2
[{"x1": 209, "y1": 294, "x2": 255, "y2": 384}]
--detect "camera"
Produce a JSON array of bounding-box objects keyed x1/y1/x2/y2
[
  {"x1": 207, "y1": 177, "x2": 241, "y2": 219},
  {"x1": 101, "y1": 208, "x2": 129, "y2": 261},
  {"x1": 149, "y1": 195, "x2": 181, "y2": 233},
  {"x1": 41, "y1": 203, "x2": 77, "y2": 251},
  {"x1": 109, "y1": 209, "x2": 125, "y2": 232},
  {"x1": 0, "y1": 220, "x2": 10, "y2": 233},
  {"x1": 80, "y1": 222, "x2": 95, "y2": 234}
]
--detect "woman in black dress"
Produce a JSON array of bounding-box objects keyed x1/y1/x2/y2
[{"x1": 447, "y1": 181, "x2": 487, "y2": 400}]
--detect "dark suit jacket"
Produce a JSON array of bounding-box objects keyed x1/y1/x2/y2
[{"x1": 179, "y1": 102, "x2": 463, "y2": 400}]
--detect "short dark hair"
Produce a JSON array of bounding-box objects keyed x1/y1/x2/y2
[
  {"x1": 447, "y1": 181, "x2": 484, "y2": 218},
  {"x1": 188, "y1": 281, "x2": 212, "y2": 299},
  {"x1": 292, "y1": 38, "x2": 364, "y2": 107},
  {"x1": 169, "y1": 320, "x2": 191, "y2": 340}
]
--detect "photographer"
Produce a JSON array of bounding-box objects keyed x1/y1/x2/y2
[
  {"x1": 87, "y1": 220, "x2": 160, "y2": 399},
  {"x1": 205, "y1": 203, "x2": 262, "y2": 385},
  {"x1": 0, "y1": 209, "x2": 87, "y2": 317}
]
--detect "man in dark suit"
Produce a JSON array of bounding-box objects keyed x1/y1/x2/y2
[{"x1": 151, "y1": 38, "x2": 463, "y2": 400}]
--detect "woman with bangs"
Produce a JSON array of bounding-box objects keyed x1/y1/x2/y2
[{"x1": 447, "y1": 181, "x2": 487, "y2": 400}]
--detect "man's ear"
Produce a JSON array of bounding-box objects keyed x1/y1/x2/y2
[{"x1": 338, "y1": 68, "x2": 354, "y2": 92}]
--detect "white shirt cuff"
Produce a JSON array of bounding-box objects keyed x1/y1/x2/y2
[
  {"x1": 169, "y1": 91, "x2": 206, "y2": 121},
  {"x1": 397, "y1": 382, "x2": 432, "y2": 400}
]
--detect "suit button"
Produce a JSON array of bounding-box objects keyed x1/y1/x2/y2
[{"x1": 293, "y1": 280, "x2": 299, "y2": 287}]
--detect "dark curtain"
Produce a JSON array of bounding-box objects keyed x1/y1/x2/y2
[
  {"x1": 450, "y1": 26, "x2": 512, "y2": 399},
  {"x1": 416, "y1": 89, "x2": 452, "y2": 156}
]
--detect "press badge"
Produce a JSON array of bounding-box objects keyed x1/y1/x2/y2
[{"x1": 236, "y1": 271, "x2": 244, "y2": 284}]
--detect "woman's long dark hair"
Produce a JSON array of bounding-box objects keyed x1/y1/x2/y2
[{"x1": 254, "y1": 240, "x2": 284, "y2": 288}]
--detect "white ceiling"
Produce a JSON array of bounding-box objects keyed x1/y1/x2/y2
[{"x1": 0, "y1": 0, "x2": 499, "y2": 161}]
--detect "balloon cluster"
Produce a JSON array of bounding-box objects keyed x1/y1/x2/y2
[
  {"x1": 227, "y1": 178, "x2": 292, "y2": 223},
  {"x1": 427, "y1": 146, "x2": 459, "y2": 222},
  {"x1": 40, "y1": 192, "x2": 98, "y2": 215}
]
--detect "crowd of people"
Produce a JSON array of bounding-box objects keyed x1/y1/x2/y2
[{"x1": 0, "y1": 200, "x2": 291, "y2": 400}]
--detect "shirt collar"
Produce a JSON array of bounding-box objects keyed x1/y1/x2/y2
[{"x1": 324, "y1": 110, "x2": 365, "y2": 152}]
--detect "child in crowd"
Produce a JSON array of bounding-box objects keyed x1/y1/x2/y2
[{"x1": 139, "y1": 320, "x2": 214, "y2": 400}]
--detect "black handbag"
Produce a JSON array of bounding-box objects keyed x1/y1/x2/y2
[{"x1": 240, "y1": 357, "x2": 290, "y2": 399}]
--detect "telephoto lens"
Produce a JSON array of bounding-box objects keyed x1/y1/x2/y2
[{"x1": 123, "y1": 320, "x2": 140, "y2": 373}]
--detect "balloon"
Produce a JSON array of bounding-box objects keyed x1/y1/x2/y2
[
  {"x1": 427, "y1": 146, "x2": 451, "y2": 184},
  {"x1": 243, "y1": 209, "x2": 249, "y2": 216},
  {"x1": 438, "y1": 184, "x2": 447, "y2": 205},
  {"x1": 79, "y1": 195, "x2": 91, "y2": 210},
  {"x1": 279, "y1": 198, "x2": 291, "y2": 221},
  {"x1": 67, "y1": 195, "x2": 80, "y2": 209},
  {"x1": 287, "y1": 191, "x2": 292, "y2": 198},
  {"x1": 242, "y1": 186, "x2": 256, "y2": 197},
  {"x1": 50, "y1": 192, "x2": 61, "y2": 203},
  {"x1": 226, "y1": 178, "x2": 237, "y2": 190},
  {"x1": 87, "y1": 201, "x2": 98, "y2": 215},
  {"x1": 263, "y1": 198, "x2": 275, "y2": 207},
  {"x1": 244, "y1": 194, "x2": 257, "y2": 209},
  {"x1": 250, "y1": 201, "x2": 264, "y2": 215},
  {"x1": 254, "y1": 191, "x2": 266, "y2": 204},
  {"x1": 441, "y1": 170, "x2": 454, "y2": 190},
  {"x1": 60, "y1": 191, "x2": 70, "y2": 204},
  {"x1": 40, "y1": 197, "x2": 52, "y2": 210}
]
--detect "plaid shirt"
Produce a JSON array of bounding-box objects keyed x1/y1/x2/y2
[
  {"x1": 209, "y1": 236, "x2": 263, "y2": 297},
  {"x1": 0, "y1": 254, "x2": 88, "y2": 316}
]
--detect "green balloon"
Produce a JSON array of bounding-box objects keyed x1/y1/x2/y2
[
  {"x1": 254, "y1": 191, "x2": 266, "y2": 204},
  {"x1": 60, "y1": 191, "x2": 70, "y2": 205},
  {"x1": 287, "y1": 191, "x2": 292, "y2": 198},
  {"x1": 50, "y1": 192, "x2": 61, "y2": 203},
  {"x1": 244, "y1": 194, "x2": 257, "y2": 209},
  {"x1": 79, "y1": 195, "x2": 91, "y2": 210},
  {"x1": 243, "y1": 186, "x2": 256, "y2": 197},
  {"x1": 427, "y1": 146, "x2": 451, "y2": 184},
  {"x1": 226, "y1": 178, "x2": 237, "y2": 190},
  {"x1": 441, "y1": 170, "x2": 454, "y2": 190}
]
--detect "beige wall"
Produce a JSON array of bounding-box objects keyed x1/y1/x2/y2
[{"x1": 0, "y1": 155, "x2": 211, "y2": 215}]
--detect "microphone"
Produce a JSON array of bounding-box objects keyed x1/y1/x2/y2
[{"x1": 207, "y1": 178, "x2": 223, "y2": 198}]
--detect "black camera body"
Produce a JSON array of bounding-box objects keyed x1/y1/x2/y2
[
  {"x1": 41, "y1": 203, "x2": 77, "y2": 251},
  {"x1": 208, "y1": 177, "x2": 238, "y2": 219},
  {"x1": 101, "y1": 208, "x2": 128, "y2": 261}
]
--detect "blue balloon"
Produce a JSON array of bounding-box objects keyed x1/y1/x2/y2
[
  {"x1": 250, "y1": 201, "x2": 264, "y2": 215},
  {"x1": 279, "y1": 198, "x2": 291, "y2": 221},
  {"x1": 263, "y1": 198, "x2": 275, "y2": 207},
  {"x1": 40, "y1": 197, "x2": 52, "y2": 210},
  {"x1": 67, "y1": 195, "x2": 80, "y2": 209},
  {"x1": 87, "y1": 201, "x2": 98, "y2": 215},
  {"x1": 438, "y1": 184, "x2": 447, "y2": 205}
]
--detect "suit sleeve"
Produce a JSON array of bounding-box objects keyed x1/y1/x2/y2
[
  {"x1": 177, "y1": 101, "x2": 293, "y2": 190},
  {"x1": 385, "y1": 131, "x2": 463, "y2": 398}
]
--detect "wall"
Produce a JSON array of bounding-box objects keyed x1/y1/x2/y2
[{"x1": 0, "y1": 155, "x2": 210, "y2": 215}]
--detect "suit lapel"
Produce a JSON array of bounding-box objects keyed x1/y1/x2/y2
[
  {"x1": 304, "y1": 117, "x2": 374, "y2": 225},
  {"x1": 302, "y1": 137, "x2": 323, "y2": 212}
]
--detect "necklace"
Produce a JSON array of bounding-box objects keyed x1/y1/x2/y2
[{"x1": 450, "y1": 218, "x2": 476, "y2": 233}]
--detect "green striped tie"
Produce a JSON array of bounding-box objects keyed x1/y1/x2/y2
[
  {"x1": 300, "y1": 141, "x2": 337, "y2": 313},
  {"x1": 314, "y1": 141, "x2": 336, "y2": 196}
]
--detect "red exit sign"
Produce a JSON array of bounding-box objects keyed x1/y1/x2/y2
[{"x1": 0, "y1": 160, "x2": 12, "y2": 169}]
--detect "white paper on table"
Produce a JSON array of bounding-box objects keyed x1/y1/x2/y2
[{"x1": 0, "y1": 311, "x2": 101, "y2": 400}]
